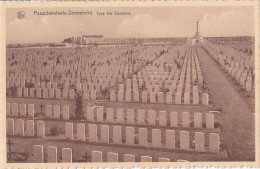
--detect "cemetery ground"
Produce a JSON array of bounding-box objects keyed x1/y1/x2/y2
[{"x1": 6, "y1": 43, "x2": 255, "y2": 162}]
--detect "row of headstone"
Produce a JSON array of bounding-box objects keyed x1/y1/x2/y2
[
  {"x1": 16, "y1": 87, "x2": 97, "y2": 100},
  {"x1": 85, "y1": 107, "x2": 215, "y2": 129},
  {"x1": 204, "y1": 45, "x2": 254, "y2": 92},
  {"x1": 7, "y1": 80, "x2": 58, "y2": 89},
  {"x1": 138, "y1": 67, "x2": 202, "y2": 91},
  {"x1": 32, "y1": 145, "x2": 174, "y2": 163},
  {"x1": 91, "y1": 151, "x2": 171, "y2": 162},
  {"x1": 64, "y1": 122, "x2": 220, "y2": 153},
  {"x1": 7, "y1": 118, "x2": 45, "y2": 137},
  {"x1": 110, "y1": 90, "x2": 209, "y2": 105},
  {"x1": 117, "y1": 81, "x2": 201, "y2": 94},
  {"x1": 226, "y1": 66, "x2": 253, "y2": 92},
  {"x1": 7, "y1": 75, "x2": 114, "y2": 91},
  {"x1": 45, "y1": 105, "x2": 70, "y2": 120},
  {"x1": 33, "y1": 145, "x2": 72, "y2": 163},
  {"x1": 8, "y1": 69, "x2": 125, "y2": 92},
  {"x1": 7, "y1": 103, "x2": 35, "y2": 118}
]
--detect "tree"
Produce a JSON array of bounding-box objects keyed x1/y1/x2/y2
[
  {"x1": 62, "y1": 38, "x2": 72, "y2": 44},
  {"x1": 75, "y1": 92, "x2": 84, "y2": 119}
]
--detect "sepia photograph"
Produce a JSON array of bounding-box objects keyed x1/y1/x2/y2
[{"x1": 2, "y1": 3, "x2": 257, "y2": 166}]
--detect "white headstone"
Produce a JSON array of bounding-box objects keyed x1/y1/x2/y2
[
  {"x1": 30, "y1": 88, "x2": 35, "y2": 98},
  {"x1": 137, "y1": 109, "x2": 145, "y2": 124},
  {"x1": 182, "y1": 112, "x2": 190, "y2": 128},
  {"x1": 206, "y1": 113, "x2": 214, "y2": 129},
  {"x1": 202, "y1": 93, "x2": 209, "y2": 105},
  {"x1": 149, "y1": 91, "x2": 156, "y2": 103},
  {"x1": 158, "y1": 158, "x2": 170, "y2": 162},
  {"x1": 142, "y1": 91, "x2": 148, "y2": 102},
  {"x1": 37, "y1": 121, "x2": 45, "y2": 138},
  {"x1": 106, "y1": 108, "x2": 114, "y2": 122},
  {"x1": 62, "y1": 106, "x2": 70, "y2": 120},
  {"x1": 180, "y1": 131, "x2": 189, "y2": 150},
  {"x1": 11, "y1": 103, "x2": 18, "y2": 116},
  {"x1": 195, "y1": 132, "x2": 205, "y2": 152},
  {"x1": 62, "y1": 148, "x2": 72, "y2": 163},
  {"x1": 15, "y1": 119, "x2": 24, "y2": 136},
  {"x1": 184, "y1": 92, "x2": 190, "y2": 104},
  {"x1": 77, "y1": 123, "x2": 85, "y2": 141},
  {"x1": 194, "y1": 112, "x2": 202, "y2": 128},
  {"x1": 19, "y1": 103, "x2": 27, "y2": 117},
  {"x1": 139, "y1": 128, "x2": 148, "y2": 147},
  {"x1": 166, "y1": 92, "x2": 173, "y2": 104},
  {"x1": 193, "y1": 92, "x2": 199, "y2": 105},
  {"x1": 141, "y1": 156, "x2": 152, "y2": 162},
  {"x1": 175, "y1": 92, "x2": 182, "y2": 104},
  {"x1": 91, "y1": 151, "x2": 102, "y2": 162},
  {"x1": 118, "y1": 91, "x2": 124, "y2": 102},
  {"x1": 209, "y1": 133, "x2": 220, "y2": 153},
  {"x1": 170, "y1": 111, "x2": 178, "y2": 127},
  {"x1": 126, "y1": 109, "x2": 134, "y2": 124},
  {"x1": 62, "y1": 89, "x2": 68, "y2": 99},
  {"x1": 45, "y1": 105, "x2": 53, "y2": 118},
  {"x1": 36, "y1": 88, "x2": 42, "y2": 98},
  {"x1": 107, "y1": 152, "x2": 118, "y2": 162},
  {"x1": 101, "y1": 125, "x2": 109, "y2": 143},
  {"x1": 96, "y1": 106, "x2": 104, "y2": 122},
  {"x1": 49, "y1": 88, "x2": 54, "y2": 98},
  {"x1": 65, "y1": 122, "x2": 73, "y2": 139},
  {"x1": 87, "y1": 106, "x2": 94, "y2": 121},
  {"x1": 116, "y1": 109, "x2": 124, "y2": 123},
  {"x1": 110, "y1": 90, "x2": 116, "y2": 101},
  {"x1": 165, "y1": 130, "x2": 175, "y2": 149},
  {"x1": 28, "y1": 104, "x2": 35, "y2": 118},
  {"x1": 26, "y1": 120, "x2": 34, "y2": 137},
  {"x1": 88, "y1": 124, "x2": 97, "y2": 142},
  {"x1": 158, "y1": 92, "x2": 164, "y2": 103},
  {"x1": 124, "y1": 154, "x2": 135, "y2": 162},
  {"x1": 42, "y1": 88, "x2": 48, "y2": 98},
  {"x1": 53, "y1": 105, "x2": 61, "y2": 119},
  {"x1": 33, "y1": 145, "x2": 44, "y2": 163},
  {"x1": 17, "y1": 87, "x2": 22, "y2": 97},
  {"x1": 47, "y1": 146, "x2": 57, "y2": 163},
  {"x1": 125, "y1": 91, "x2": 132, "y2": 102},
  {"x1": 133, "y1": 91, "x2": 139, "y2": 102},
  {"x1": 113, "y1": 126, "x2": 122, "y2": 144},
  {"x1": 159, "y1": 111, "x2": 167, "y2": 126},
  {"x1": 152, "y1": 129, "x2": 162, "y2": 148},
  {"x1": 148, "y1": 110, "x2": 156, "y2": 125},
  {"x1": 7, "y1": 118, "x2": 14, "y2": 135},
  {"x1": 126, "y1": 127, "x2": 134, "y2": 145}
]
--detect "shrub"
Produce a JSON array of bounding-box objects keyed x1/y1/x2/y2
[{"x1": 50, "y1": 126, "x2": 60, "y2": 136}]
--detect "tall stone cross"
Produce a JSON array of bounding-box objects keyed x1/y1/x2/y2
[{"x1": 196, "y1": 21, "x2": 199, "y2": 33}]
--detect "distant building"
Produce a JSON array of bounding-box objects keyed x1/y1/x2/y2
[
  {"x1": 204, "y1": 36, "x2": 254, "y2": 43},
  {"x1": 68, "y1": 35, "x2": 187, "y2": 45}
]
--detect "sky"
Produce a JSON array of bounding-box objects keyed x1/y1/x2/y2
[{"x1": 6, "y1": 6, "x2": 255, "y2": 44}]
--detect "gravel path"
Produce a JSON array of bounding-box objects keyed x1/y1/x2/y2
[{"x1": 195, "y1": 46, "x2": 255, "y2": 161}]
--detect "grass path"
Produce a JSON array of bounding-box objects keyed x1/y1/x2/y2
[{"x1": 195, "y1": 46, "x2": 255, "y2": 161}]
